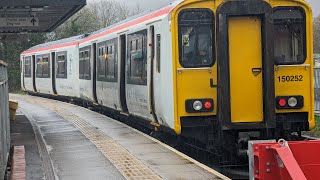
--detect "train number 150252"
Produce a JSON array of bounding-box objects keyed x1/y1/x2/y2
[{"x1": 277, "y1": 75, "x2": 303, "y2": 82}]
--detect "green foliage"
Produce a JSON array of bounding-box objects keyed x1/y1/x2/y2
[
  {"x1": 1, "y1": 33, "x2": 47, "y2": 92},
  {"x1": 304, "y1": 116, "x2": 320, "y2": 137},
  {"x1": 52, "y1": 7, "x2": 101, "y2": 40}
]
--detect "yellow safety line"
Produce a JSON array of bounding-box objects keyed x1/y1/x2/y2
[{"x1": 46, "y1": 106, "x2": 162, "y2": 180}]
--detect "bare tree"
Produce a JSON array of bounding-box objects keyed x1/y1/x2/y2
[
  {"x1": 51, "y1": 7, "x2": 101, "y2": 40},
  {"x1": 90, "y1": 0, "x2": 143, "y2": 27},
  {"x1": 130, "y1": 2, "x2": 144, "y2": 16},
  {"x1": 90, "y1": 0, "x2": 120, "y2": 27},
  {"x1": 50, "y1": 0, "x2": 144, "y2": 40}
]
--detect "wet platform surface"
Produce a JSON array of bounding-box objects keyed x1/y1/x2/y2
[{"x1": 10, "y1": 94, "x2": 229, "y2": 180}]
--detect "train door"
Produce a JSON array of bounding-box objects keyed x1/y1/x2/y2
[
  {"x1": 32, "y1": 55, "x2": 37, "y2": 92},
  {"x1": 92, "y1": 43, "x2": 98, "y2": 103},
  {"x1": 119, "y1": 34, "x2": 128, "y2": 113},
  {"x1": 51, "y1": 52, "x2": 57, "y2": 94},
  {"x1": 149, "y1": 26, "x2": 158, "y2": 122},
  {"x1": 21, "y1": 58, "x2": 25, "y2": 90},
  {"x1": 217, "y1": 1, "x2": 275, "y2": 129}
]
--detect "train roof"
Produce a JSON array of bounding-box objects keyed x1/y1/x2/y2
[
  {"x1": 26, "y1": 35, "x2": 86, "y2": 51},
  {"x1": 22, "y1": 0, "x2": 183, "y2": 55}
]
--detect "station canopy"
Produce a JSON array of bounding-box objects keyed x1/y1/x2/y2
[{"x1": 0, "y1": 0, "x2": 86, "y2": 33}]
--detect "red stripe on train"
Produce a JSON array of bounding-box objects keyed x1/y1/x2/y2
[{"x1": 21, "y1": 7, "x2": 172, "y2": 55}]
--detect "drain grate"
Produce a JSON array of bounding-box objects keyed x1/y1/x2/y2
[{"x1": 49, "y1": 106, "x2": 162, "y2": 180}]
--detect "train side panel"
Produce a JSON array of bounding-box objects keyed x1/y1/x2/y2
[
  {"x1": 78, "y1": 43, "x2": 95, "y2": 102},
  {"x1": 96, "y1": 34, "x2": 121, "y2": 111},
  {"x1": 35, "y1": 52, "x2": 53, "y2": 94},
  {"x1": 55, "y1": 46, "x2": 80, "y2": 98},
  {"x1": 152, "y1": 16, "x2": 175, "y2": 129},
  {"x1": 21, "y1": 55, "x2": 33, "y2": 92}
]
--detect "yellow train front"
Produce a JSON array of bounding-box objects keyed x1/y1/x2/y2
[{"x1": 171, "y1": 0, "x2": 314, "y2": 163}]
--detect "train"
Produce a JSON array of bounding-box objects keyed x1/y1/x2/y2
[{"x1": 21, "y1": 0, "x2": 314, "y2": 167}]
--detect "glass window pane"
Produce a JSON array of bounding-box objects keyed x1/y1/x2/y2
[
  {"x1": 42, "y1": 56, "x2": 49, "y2": 77},
  {"x1": 36, "y1": 57, "x2": 42, "y2": 77},
  {"x1": 156, "y1": 34, "x2": 161, "y2": 73},
  {"x1": 178, "y1": 9, "x2": 214, "y2": 68},
  {"x1": 273, "y1": 8, "x2": 306, "y2": 64}
]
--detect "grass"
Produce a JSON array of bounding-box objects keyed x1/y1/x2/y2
[{"x1": 304, "y1": 116, "x2": 320, "y2": 137}]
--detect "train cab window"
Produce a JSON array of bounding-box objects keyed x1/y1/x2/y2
[
  {"x1": 273, "y1": 8, "x2": 306, "y2": 65},
  {"x1": 56, "y1": 52, "x2": 67, "y2": 79},
  {"x1": 79, "y1": 48, "x2": 91, "y2": 80},
  {"x1": 24, "y1": 57, "x2": 31, "y2": 77},
  {"x1": 127, "y1": 29, "x2": 147, "y2": 85},
  {"x1": 178, "y1": 9, "x2": 214, "y2": 68}
]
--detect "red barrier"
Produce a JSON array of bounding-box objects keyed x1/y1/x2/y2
[{"x1": 251, "y1": 140, "x2": 320, "y2": 180}]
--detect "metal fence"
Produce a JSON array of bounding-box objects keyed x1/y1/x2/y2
[{"x1": 0, "y1": 60, "x2": 9, "y2": 180}]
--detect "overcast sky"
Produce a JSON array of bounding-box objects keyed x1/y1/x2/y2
[{"x1": 89, "y1": 0, "x2": 320, "y2": 17}]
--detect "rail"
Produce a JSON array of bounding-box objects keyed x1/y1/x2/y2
[{"x1": 0, "y1": 60, "x2": 9, "y2": 179}]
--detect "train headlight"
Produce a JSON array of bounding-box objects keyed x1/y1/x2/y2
[
  {"x1": 193, "y1": 101, "x2": 203, "y2": 111},
  {"x1": 276, "y1": 96, "x2": 304, "y2": 109},
  {"x1": 288, "y1": 97, "x2": 298, "y2": 107},
  {"x1": 186, "y1": 99, "x2": 214, "y2": 113}
]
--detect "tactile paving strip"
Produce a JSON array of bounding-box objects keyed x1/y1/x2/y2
[{"x1": 47, "y1": 105, "x2": 162, "y2": 180}]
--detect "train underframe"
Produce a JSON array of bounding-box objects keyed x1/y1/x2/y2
[{"x1": 180, "y1": 113, "x2": 310, "y2": 168}]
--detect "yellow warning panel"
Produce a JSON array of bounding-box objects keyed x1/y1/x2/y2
[{"x1": 228, "y1": 16, "x2": 263, "y2": 123}]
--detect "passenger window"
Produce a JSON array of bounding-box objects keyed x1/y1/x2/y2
[
  {"x1": 36, "y1": 55, "x2": 50, "y2": 78},
  {"x1": 273, "y1": 8, "x2": 306, "y2": 65},
  {"x1": 79, "y1": 48, "x2": 91, "y2": 80},
  {"x1": 79, "y1": 51, "x2": 84, "y2": 79},
  {"x1": 36, "y1": 57, "x2": 42, "y2": 78},
  {"x1": 84, "y1": 50, "x2": 90, "y2": 78},
  {"x1": 24, "y1": 57, "x2": 31, "y2": 77},
  {"x1": 106, "y1": 44, "x2": 115, "y2": 79},
  {"x1": 156, "y1": 34, "x2": 161, "y2": 73},
  {"x1": 97, "y1": 46, "x2": 106, "y2": 80},
  {"x1": 127, "y1": 29, "x2": 147, "y2": 85},
  {"x1": 131, "y1": 40, "x2": 136, "y2": 52},
  {"x1": 42, "y1": 56, "x2": 50, "y2": 78},
  {"x1": 56, "y1": 52, "x2": 67, "y2": 79},
  {"x1": 178, "y1": 9, "x2": 215, "y2": 68},
  {"x1": 96, "y1": 38, "x2": 118, "y2": 82}
]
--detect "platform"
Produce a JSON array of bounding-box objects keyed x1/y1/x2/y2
[{"x1": 10, "y1": 94, "x2": 229, "y2": 180}]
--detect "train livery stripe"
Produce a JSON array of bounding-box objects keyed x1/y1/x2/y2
[
  {"x1": 21, "y1": 7, "x2": 172, "y2": 55},
  {"x1": 79, "y1": 6, "x2": 172, "y2": 43},
  {"x1": 21, "y1": 41, "x2": 78, "y2": 55}
]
